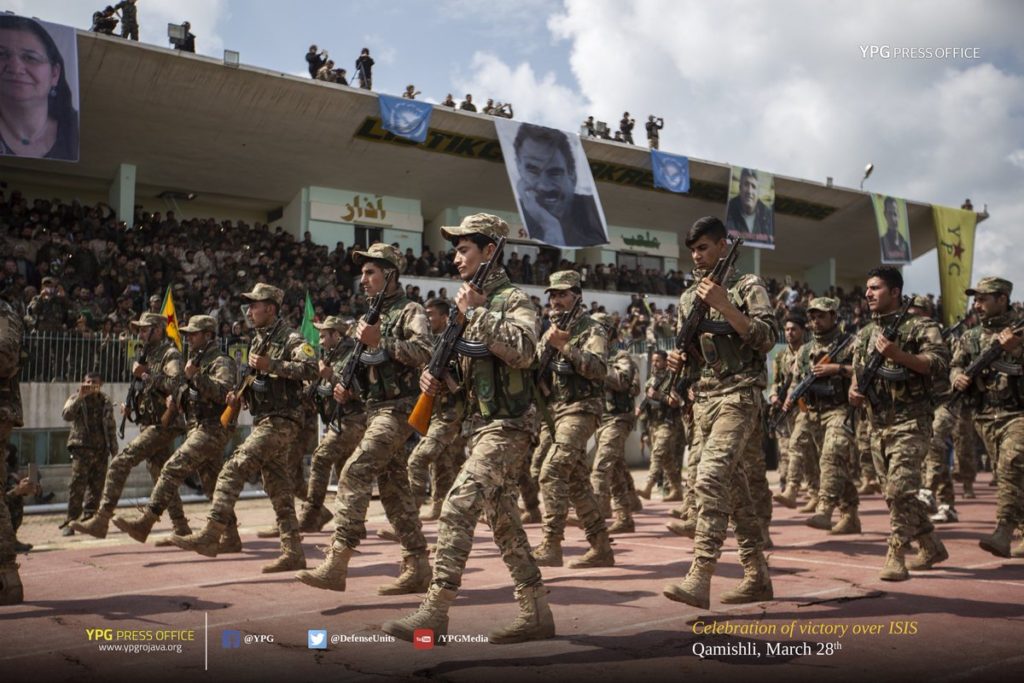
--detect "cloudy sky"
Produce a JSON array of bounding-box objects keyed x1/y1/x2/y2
[{"x1": 13, "y1": 0, "x2": 1024, "y2": 297}]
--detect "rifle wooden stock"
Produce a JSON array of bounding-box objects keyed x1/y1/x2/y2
[{"x1": 408, "y1": 392, "x2": 435, "y2": 436}]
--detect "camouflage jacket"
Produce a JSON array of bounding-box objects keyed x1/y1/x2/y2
[
  {"x1": 852, "y1": 310, "x2": 948, "y2": 424},
  {"x1": 244, "y1": 320, "x2": 319, "y2": 423},
  {"x1": 0, "y1": 299, "x2": 24, "y2": 427},
  {"x1": 678, "y1": 269, "x2": 777, "y2": 396},
  {"x1": 178, "y1": 341, "x2": 237, "y2": 426},
  {"x1": 951, "y1": 311, "x2": 1024, "y2": 418},
  {"x1": 642, "y1": 369, "x2": 681, "y2": 423},
  {"x1": 313, "y1": 339, "x2": 363, "y2": 421},
  {"x1": 26, "y1": 293, "x2": 69, "y2": 332},
  {"x1": 770, "y1": 344, "x2": 801, "y2": 403},
  {"x1": 603, "y1": 349, "x2": 640, "y2": 416},
  {"x1": 133, "y1": 338, "x2": 183, "y2": 426},
  {"x1": 794, "y1": 327, "x2": 853, "y2": 411},
  {"x1": 538, "y1": 305, "x2": 608, "y2": 411},
  {"x1": 62, "y1": 391, "x2": 117, "y2": 455}
]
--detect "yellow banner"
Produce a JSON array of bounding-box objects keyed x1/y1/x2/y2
[
  {"x1": 933, "y1": 205, "x2": 977, "y2": 327},
  {"x1": 160, "y1": 286, "x2": 182, "y2": 351}
]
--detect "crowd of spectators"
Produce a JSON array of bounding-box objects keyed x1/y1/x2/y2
[{"x1": 582, "y1": 113, "x2": 664, "y2": 148}]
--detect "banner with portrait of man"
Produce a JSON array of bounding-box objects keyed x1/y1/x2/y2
[
  {"x1": 0, "y1": 15, "x2": 80, "y2": 162},
  {"x1": 871, "y1": 194, "x2": 912, "y2": 265},
  {"x1": 493, "y1": 118, "x2": 609, "y2": 248},
  {"x1": 724, "y1": 166, "x2": 775, "y2": 249}
]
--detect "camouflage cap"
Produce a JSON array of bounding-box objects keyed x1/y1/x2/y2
[
  {"x1": 352, "y1": 243, "x2": 402, "y2": 271},
  {"x1": 807, "y1": 297, "x2": 839, "y2": 313},
  {"x1": 546, "y1": 270, "x2": 581, "y2": 292},
  {"x1": 129, "y1": 311, "x2": 168, "y2": 329},
  {"x1": 241, "y1": 282, "x2": 284, "y2": 305},
  {"x1": 440, "y1": 213, "x2": 509, "y2": 241},
  {"x1": 908, "y1": 295, "x2": 931, "y2": 310},
  {"x1": 966, "y1": 276, "x2": 1012, "y2": 297},
  {"x1": 314, "y1": 315, "x2": 350, "y2": 334},
  {"x1": 179, "y1": 314, "x2": 218, "y2": 333}
]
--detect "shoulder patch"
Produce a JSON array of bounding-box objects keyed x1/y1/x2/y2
[{"x1": 301, "y1": 343, "x2": 316, "y2": 358}]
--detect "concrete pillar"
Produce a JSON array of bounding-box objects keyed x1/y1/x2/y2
[
  {"x1": 804, "y1": 257, "x2": 836, "y2": 294},
  {"x1": 108, "y1": 163, "x2": 136, "y2": 223},
  {"x1": 737, "y1": 246, "x2": 761, "y2": 276}
]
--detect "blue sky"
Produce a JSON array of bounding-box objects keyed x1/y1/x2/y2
[{"x1": 12, "y1": 1, "x2": 1024, "y2": 299}]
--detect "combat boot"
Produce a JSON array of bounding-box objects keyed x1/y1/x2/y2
[
  {"x1": 218, "y1": 524, "x2": 243, "y2": 554},
  {"x1": 805, "y1": 504, "x2": 835, "y2": 531},
  {"x1": 858, "y1": 479, "x2": 881, "y2": 495},
  {"x1": 295, "y1": 541, "x2": 353, "y2": 591},
  {"x1": 1011, "y1": 538, "x2": 1024, "y2": 559},
  {"x1": 69, "y1": 510, "x2": 112, "y2": 539},
  {"x1": 773, "y1": 485, "x2": 799, "y2": 509},
  {"x1": 377, "y1": 527, "x2": 399, "y2": 542},
  {"x1": 298, "y1": 504, "x2": 333, "y2": 533},
  {"x1": 377, "y1": 553, "x2": 431, "y2": 595},
  {"x1": 532, "y1": 536, "x2": 563, "y2": 567},
  {"x1": 170, "y1": 520, "x2": 226, "y2": 557},
  {"x1": 112, "y1": 508, "x2": 160, "y2": 544},
  {"x1": 907, "y1": 532, "x2": 949, "y2": 570},
  {"x1": 962, "y1": 481, "x2": 976, "y2": 499},
  {"x1": 0, "y1": 563, "x2": 23, "y2": 605},
  {"x1": 666, "y1": 518, "x2": 696, "y2": 538},
  {"x1": 669, "y1": 505, "x2": 687, "y2": 520},
  {"x1": 663, "y1": 485, "x2": 683, "y2": 503},
  {"x1": 607, "y1": 511, "x2": 635, "y2": 534},
  {"x1": 520, "y1": 507, "x2": 542, "y2": 525},
  {"x1": 637, "y1": 480, "x2": 654, "y2": 500},
  {"x1": 262, "y1": 531, "x2": 306, "y2": 573},
  {"x1": 798, "y1": 494, "x2": 819, "y2": 514},
  {"x1": 630, "y1": 492, "x2": 644, "y2": 512},
  {"x1": 762, "y1": 522, "x2": 774, "y2": 550},
  {"x1": 420, "y1": 499, "x2": 444, "y2": 522},
  {"x1": 382, "y1": 583, "x2": 457, "y2": 643},
  {"x1": 488, "y1": 584, "x2": 556, "y2": 644},
  {"x1": 256, "y1": 526, "x2": 279, "y2": 539},
  {"x1": 979, "y1": 523, "x2": 1013, "y2": 558},
  {"x1": 154, "y1": 517, "x2": 192, "y2": 547},
  {"x1": 663, "y1": 557, "x2": 715, "y2": 609},
  {"x1": 879, "y1": 543, "x2": 909, "y2": 581},
  {"x1": 720, "y1": 551, "x2": 773, "y2": 604},
  {"x1": 569, "y1": 531, "x2": 615, "y2": 568},
  {"x1": 829, "y1": 509, "x2": 862, "y2": 535}
]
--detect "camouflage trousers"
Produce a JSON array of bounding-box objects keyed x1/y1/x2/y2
[
  {"x1": 591, "y1": 414, "x2": 635, "y2": 513},
  {"x1": 99, "y1": 425, "x2": 186, "y2": 526},
  {"x1": 149, "y1": 423, "x2": 230, "y2": 523},
  {"x1": 408, "y1": 417, "x2": 467, "y2": 504},
  {"x1": 519, "y1": 426, "x2": 551, "y2": 511},
  {"x1": 774, "y1": 412, "x2": 797, "y2": 488},
  {"x1": 974, "y1": 414, "x2": 1024, "y2": 528},
  {"x1": 330, "y1": 401, "x2": 426, "y2": 556},
  {"x1": 1, "y1": 421, "x2": 15, "y2": 565},
  {"x1": 306, "y1": 415, "x2": 365, "y2": 509},
  {"x1": 785, "y1": 410, "x2": 821, "y2": 494},
  {"x1": 680, "y1": 422, "x2": 704, "y2": 520},
  {"x1": 870, "y1": 414, "x2": 935, "y2": 549},
  {"x1": 646, "y1": 419, "x2": 682, "y2": 489},
  {"x1": 690, "y1": 387, "x2": 765, "y2": 562},
  {"x1": 289, "y1": 411, "x2": 319, "y2": 501},
  {"x1": 66, "y1": 447, "x2": 108, "y2": 523},
  {"x1": 926, "y1": 403, "x2": 957, "y2": 507},
  {"x1": 433, "y1": 414, "x2": 542, "y2": 592},
  {"x1": 539, "y1": 407, "x2": 606, "y2": 541},
  {"x1": 790, "y1": 407, "x2": 859, "y2": 513},
  {"x1": 857, "y1": 411, "x2": 877, "y2": 482},
  {"x1": 953, "y1": 408, "x2": 979, "y2": 484},
  {"x1": 208, "y1": 416, "x2": 301, "y2": 535}
]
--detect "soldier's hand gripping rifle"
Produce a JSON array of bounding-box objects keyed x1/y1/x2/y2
[
  {"x1": 639, "y1": 238, "x2": 743, "y2": 414},
  {"x1": 408, "y1": 237, "x2": 506, "y2": 435},
  {"x1": 950, "y1": 320, "x2": 1024, "y2": 408},
  {"x1": 118, "y1": 344, "x2": 147, "y2": 438},
  {"x1": 846, "y1": 298, "x2": 912, "y2": 429},
  {"x1": 162, "y1": 339, "x2": 210, "y2": 427},
  {"x1": 769, "y1": 332, "x2": 854, "y2": 431},
  {"x1": 535, "y1": 294, "x2": 584, "y2": 394},
  {"x1": 219, "y1": 318, "x2": 283, "y2": 428},
  {"x1": 328, "y1": 269, "x2": 397, "y2": 430}
]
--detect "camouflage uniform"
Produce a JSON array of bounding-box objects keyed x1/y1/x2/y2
[
  {"x1": 536, "y1": 271, "x2": 612, "y2": 562},
  {"x1": 951, "y1": 277, "x2": 1024, "y2": 557},
  {"x1": 383, "y1": 214, "x2": 554, "y2": 645},
  {"x1": 926, "y1": 397, "x2": 958, "y2": 511},
  {"x1": 407, "y1": 363, "x2": 466, "y2": 507},
  {"x1": 61, "y1": 388, "x2": 117, "y2": 524},
  {"x1": 591, "y1": 342, "x2": 641, "y2": 524},
  {"x1": 953, "y1": 405, "x2": 978, "y2": 493},
  {"x1": 853, "y1": 304, "x2": 949, "y2": 579},
  {"x1": 639, "y1": 370, "x2": 683, "y2": 497},
  {"x1": 855, "y1": 408, "x2": 878, "y2": 489},
  {"x1": 663, "y1": 265, "x2": 778, "y2": 608},
  {"x1": 1, "y1": 298, "x2": 24, "y2": 603},
  {"x1": 769, "y1": 344, "x2": 800, "y2": 489},
  {"x1": 72, "y1": 312, "x2": 187, "y2": 538}
]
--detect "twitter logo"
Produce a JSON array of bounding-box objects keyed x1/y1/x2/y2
[{"x1": 307, "y1": 629, "x2": 328, "y2": 650}]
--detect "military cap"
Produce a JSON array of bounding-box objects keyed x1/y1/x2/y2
[
  {"x1": 241, "y1": 282, "x2": 284, "y2": 305},
  {"x1": 148, "y1": 294, "x2": 162, "y2": 304},
  {"x1": 908, "y1": 295, "x2": 931, "y2": 310},
  {"x1": 546, "y1": 270, "x2": 581, "y2": 292},
  {"x1": 440, "y1": 213, "x2": 509, "y2": 241},
  {"x1": 129, "y1": 311, "x2": 167, "y2": 329},
  {"x1": 807, "y1": 297, "x2": 839, "y2": 313},
  {"x1": 179, "y1": 314, "x2": 218, "y2": 333},
  {"x1": 965, "y1": 276, "x2": 1012, "y2": 297},
  {"x1": 352, "y1": 243, "x2": 402, "y2": 271},
  {"x1": 41, "y1": 276, "x2": 58, "y2": 286},
  {"x1": 314, "y1": 315, "x2": 350, "y2": 334}
]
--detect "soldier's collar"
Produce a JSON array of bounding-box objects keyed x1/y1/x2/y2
[
  {"x1": 483, "y1": 269, "x2": 511, "y2": 296},
  {"x1": 871, "y1": 308, "x2": 902, "y2": 322},
  {"x1": 812, "y1": 326, "x2": 841, "y2": 343},
  {"x1": 981, "y1": 312, "x2": 1012, "y2": 328},
  {"x1": 381, "y1": 288, "x2": 406, "y2": 306}
]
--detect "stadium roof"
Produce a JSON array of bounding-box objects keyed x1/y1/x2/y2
[{"x1": 1, "y1": 31, "x2": 944, "y2": 285}]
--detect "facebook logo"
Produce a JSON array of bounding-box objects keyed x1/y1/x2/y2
[
  {"x1": 221, "y1": 630, "x2": 241, "y2": 649},
  {"x1": 307, "y1": 629, "x2": 328, "y2": 650}
]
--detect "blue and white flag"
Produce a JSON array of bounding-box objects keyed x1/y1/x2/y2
[
  {"x1": 379, "y1": 95, "x2": 433, "y2": 143},
  {"x1": 651, "y1": 149, "x2": 690, "y2": 194}
]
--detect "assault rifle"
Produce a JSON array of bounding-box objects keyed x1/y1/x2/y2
[
  {"x1": 942, "y1": 314, "x2": 970, "y2": 341},
  {"x1": 220, "y1": 318, "x2": 284, "y2": 428},
  {"x1": 950, "y1": 320, "x2": 1024, "y2": 408},
  {"x1": 852, "y1": 297, "x2": 912, "y2": 414},
  {"x1": 535, "y1": 295, "x2": 584, "y2": 394},
  {"x1": 769, "y1": 332, "x2": 854, "y2": 431},
  {"x1": 162, "y1": 339, "x2": 211, "y2": 427},
  {"x1": 118, "y1": 344, "x2": 147, "y2": 439},
  {"x1": 408, "y1": 237, "x2": 505, "y2": 435}
]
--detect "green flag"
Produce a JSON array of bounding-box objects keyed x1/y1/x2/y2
[{"x1": 300, "y1": 291, "x2": 319, "y2": 349}]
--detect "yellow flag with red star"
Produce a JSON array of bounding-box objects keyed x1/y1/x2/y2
[
  {"x1": 160, "y1": 285, "x2": 182, "y2": 351},
  {"x1": 933, "y1": 205, "x2": 977, "y2": 327}
]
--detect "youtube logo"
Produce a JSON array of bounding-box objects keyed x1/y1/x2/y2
[{"x1": 413, "y1": 629, "x2": 434, "y2": 650}]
